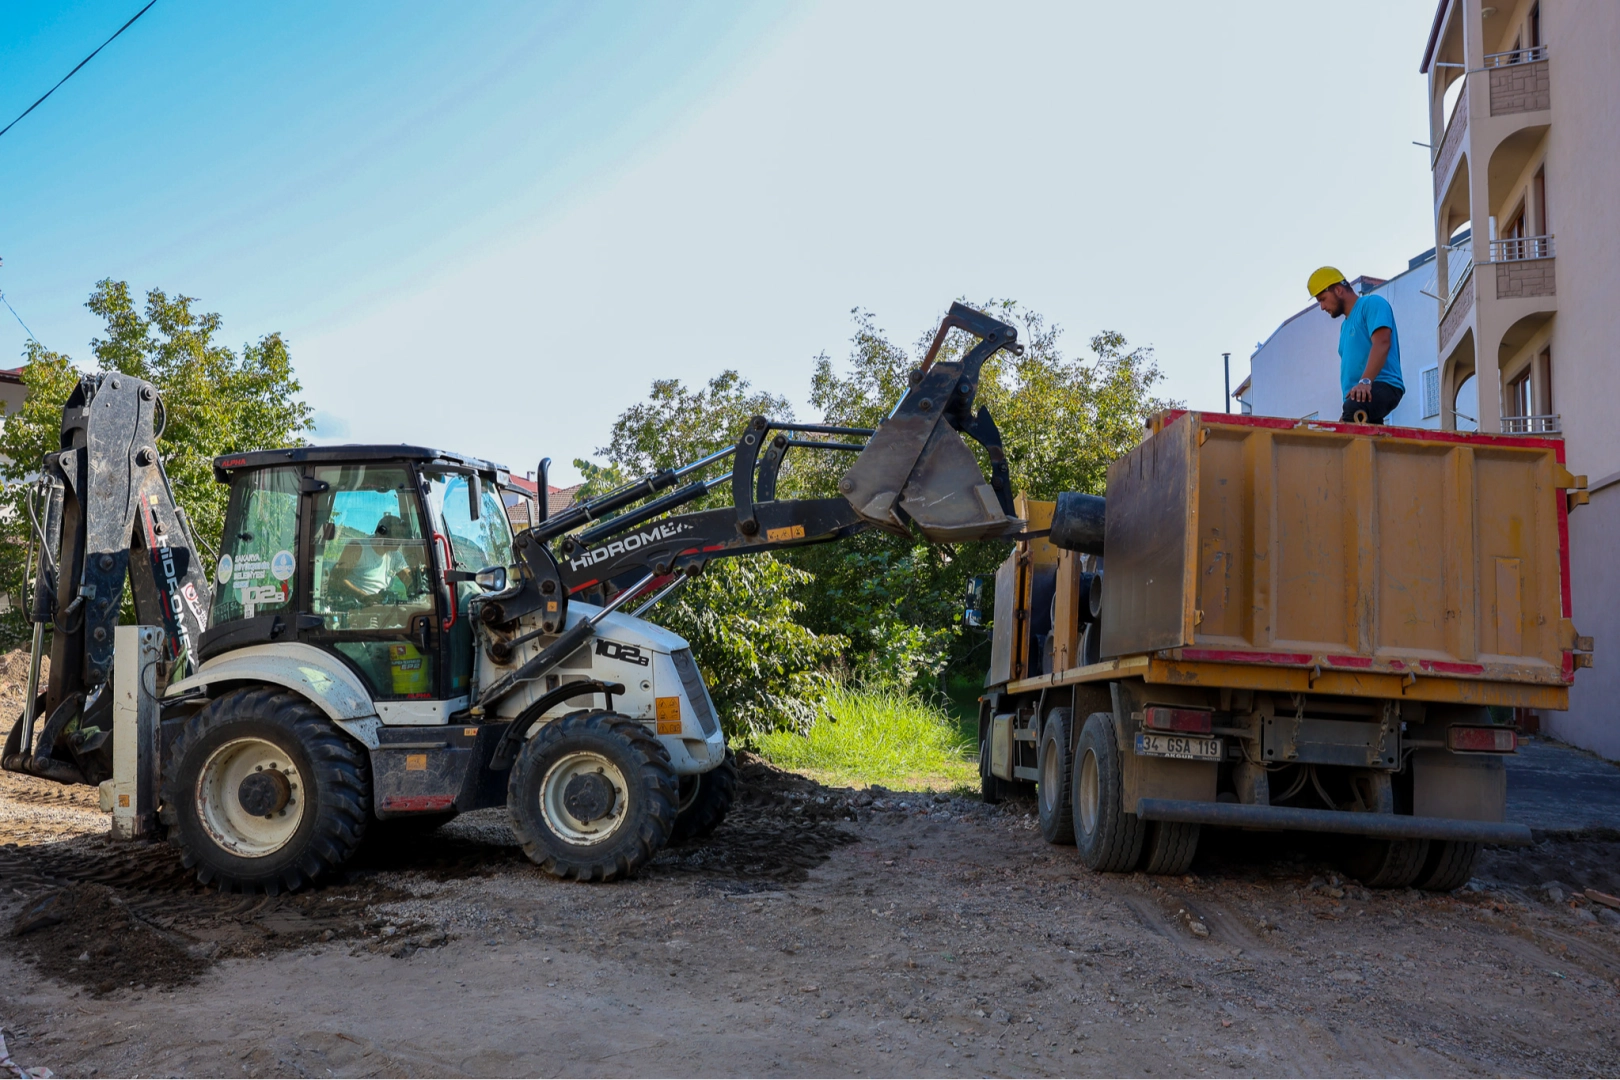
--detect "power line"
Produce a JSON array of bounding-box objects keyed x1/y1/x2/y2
[
  {"x1": 0, "y1": 0, "x2": 158, "y2": 143},
  {"x1": 0, "y1": 291, "x2": 40, "y2": 345}
]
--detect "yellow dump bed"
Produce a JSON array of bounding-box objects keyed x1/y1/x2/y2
[{"x1": 1089, "y1": 410, "x2": 1590, "y2": 708}]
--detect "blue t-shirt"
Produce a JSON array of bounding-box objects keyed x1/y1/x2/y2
[{"x1": 1338, "y1": 292, "x2": 1404, "y2": 397}]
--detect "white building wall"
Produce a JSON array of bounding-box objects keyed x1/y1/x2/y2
[{"x1": 1246, "y1": 263, "x2": 1443, "y2": 428}]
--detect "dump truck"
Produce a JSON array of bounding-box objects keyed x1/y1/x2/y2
[
  {"x1": 4, "y1": 303, "x2": 1027, "y2": 892},
  {"x1": 975, "y1": 409, "x2": 1594, "y2": 888}
]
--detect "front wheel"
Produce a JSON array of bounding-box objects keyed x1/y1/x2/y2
[
  {"x1": 508, "y1": 710, "x2": 677, "y2": 881},
  {"x1": 159, "y1": 687, "x2": 370, "y2": 894}
]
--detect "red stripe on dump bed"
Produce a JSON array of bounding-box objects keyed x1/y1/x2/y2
[
  {"x1": 1323, "y1": 655, "x2": 1375, "y2": 669},
  {"x1": 1165, "y1": 410, "x2": 1566, "y2": 452}
]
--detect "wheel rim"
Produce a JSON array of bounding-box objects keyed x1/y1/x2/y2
[
  {"x1": 195, "y1": 737, "x2": 306, "y2": 857},
  {"x1": 539, "y1": 751, "x2": 629, "y2": 845},
  {"x1": 1077, "y1": 748, "x2": 1100, "y2": 837},
  {"x1": 1040, "y1": 738, "x2": 1061, "y2": 814}
]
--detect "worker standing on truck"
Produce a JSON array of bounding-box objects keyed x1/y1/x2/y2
[{"x1": 1309, "y1": 266, "x2": 1405, "y2": 424}]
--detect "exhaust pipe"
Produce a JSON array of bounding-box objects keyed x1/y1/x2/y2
[{"x1": 1049, "y1": 492, "x2": 1106, "y2": 555}]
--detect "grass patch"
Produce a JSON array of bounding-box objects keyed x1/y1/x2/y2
[{"x1": 754, "y1": 685, "x2": 977, "y2": 792}]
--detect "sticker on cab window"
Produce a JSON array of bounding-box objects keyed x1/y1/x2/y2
[
  {"x1": 216, "y1": 554, "x2": 233, "y2": 585},
  {"x1": 271, "y1": 550, "x2": 296, "y2": 581}
]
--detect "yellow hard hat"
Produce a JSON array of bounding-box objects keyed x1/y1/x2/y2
[{"x1": 1307, "y1": 266, "x2": 1347, "y2": 298}]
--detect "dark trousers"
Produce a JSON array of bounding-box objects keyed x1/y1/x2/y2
[{"x1": 1339, "y1": 383, "x2": 1404, "y2": 424}]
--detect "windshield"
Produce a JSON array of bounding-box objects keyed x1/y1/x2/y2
[{"x1": 424, "y1": 469, "x2": 514, "y2": 570}]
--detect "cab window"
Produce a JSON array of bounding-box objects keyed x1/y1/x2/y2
[
  {"x1": 212, "y1": 466, "x2": 299, "y2": 625},
  {"x1": 310, "y1": 464, "x2": 433, "y2": 629},
  {"x1": 424, "y1": 469, "x2": 514, "y2": 571}
]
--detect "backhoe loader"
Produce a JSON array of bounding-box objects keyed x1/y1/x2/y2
[{"x1": 3, "y1": 302, "x2": 1025, "y2": 891}]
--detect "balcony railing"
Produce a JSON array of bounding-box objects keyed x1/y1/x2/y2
[
  {"x1": 1484, "y1": 46, "x2": 1548, "y2": 67},
  {"x1": 1490, "y1": 235, "x2": 1554, "y2": 262},
  {"x1": 1500, "y1": 414, "x2": 1561, "y2": 435}
]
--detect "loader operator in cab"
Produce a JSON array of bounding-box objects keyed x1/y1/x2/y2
[
  {"x1": 329, "y1": 513, "x2": 413, "y2": 608},
  {"x1": 1309, "y1": 266, "x2": 1405, "y2": 424}
]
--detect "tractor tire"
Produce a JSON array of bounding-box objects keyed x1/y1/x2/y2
[
  {"x1": 979, "y1": 740, "x2": 1009, "y2": 805},
  {"x1": 669, "y1": 750, "x2": 737, "y2": 846},
  {"x1": 1340, "y1": 837, "x2": 1431, "y2": 889},
  {"x1": 1414, "y1": 840, "x2": 1480, "y2": 892},
  {"x1": 507, "y1": 709, "x2": 677, "y2": 882},
  {"x1": 1037, "y1": 709, "x2": 1075, "y2": 845},
  {"x1": 1140, "y1": 821, "x2": 1200, "y2": 875},
  {"x1": 1071, "y1": 711, "x2": 1145, "y2": 873},
  {"x1": 159, "y1": 687, "x2": 370, "y2": 894}
]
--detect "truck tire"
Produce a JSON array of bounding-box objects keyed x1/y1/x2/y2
[
  {"x1": 1140, "y1": 821, "x2": 1200, "y2": 875},
  {"x1": 159, "y1": 687, "x2": 370, "y2": 894},
  {"x1": 508, "y1": 709, "x2": 677, "y2": 882},
  {"x1": 1340, "y1": 837, "x2": 1430, "y2": 888},
  {"x1": 1037, "y1": 709, "x2": 1074, "y2": 845},
  {"x1": 1072, "y1": 711, "x2": 1145, "y2": 873},
  {"x1": 668, "y1": 750, "x2": 737, "y2": 845},
  {"x1": 979, "y1": 740, "x2": 1005, "y2": 805},
  {"x1": 1414, "y1": 840, "x2": 1479, "y2": 892}
]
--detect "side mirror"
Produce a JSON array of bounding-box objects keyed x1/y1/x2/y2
[
  {"x1": 963, "y1": 575, "x2": 985, "y2": 629},
  {"x1": 474, "y1": 565, "x2": 507, "y2": 592}
]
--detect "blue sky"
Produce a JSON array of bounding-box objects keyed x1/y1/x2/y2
[{"x1": 2, "y1": 1, "x2": 1439, "y2": 484}]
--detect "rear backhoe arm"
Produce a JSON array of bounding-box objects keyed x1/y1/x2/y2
[
  {"x1": 475, "y1": 302, "x2": 1027, "y2": 711},
  {"x1": 2, "y1": 373, "x2": 212, "y2": 786}
]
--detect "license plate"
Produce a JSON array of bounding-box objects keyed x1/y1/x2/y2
[{"x1": 1134, "y1": 732, "x2": 1223, "y2": 761}]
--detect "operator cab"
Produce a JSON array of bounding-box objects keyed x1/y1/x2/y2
[{"x1": 207, "y1": 446, "x2": 513, "y2": 719}]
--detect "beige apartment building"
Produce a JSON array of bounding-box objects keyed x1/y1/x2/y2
[{"x1": 1422, "y1": 0, "x2": 1620, "y2": 757}]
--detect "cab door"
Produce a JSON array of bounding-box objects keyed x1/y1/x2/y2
[
  {"x1": 301, "y1": 462, "x2": 447, "y2": 719},
  {"x1": 421, "y1": 466, "x2": 515, "y2": 702}
]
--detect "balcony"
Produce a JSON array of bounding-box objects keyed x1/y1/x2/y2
[
  {"x1": 1434, "y1": 83, "x2": 1468, "y2": 198},
  {"x1": 1491, "y1": 235, "x2": 1555, "y2": 300},
  {"x1": 1485, "y1": 47, "x2": 1550, "y2": 116},
  {"x1": 1490, "y1": 235, "x2": 1554, "y2": 261},
  {"x1": 1500, "y1": 414, "x2": 1561, "y2": 436}
]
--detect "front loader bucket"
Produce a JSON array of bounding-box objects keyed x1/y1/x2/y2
[{"x1": 838, "y1": 303, "x2": 1024, "y2": 543}]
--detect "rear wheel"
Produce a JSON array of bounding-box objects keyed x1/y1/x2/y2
[
  {"x1": 160, "y1": 687, "x2": 370, "y2": 894},
  {"x1": 1414, "y1": 840, "x2": 1479, "y2": 892},
  {"x1": 1340, "y1": 837, "x2": 1431, "y2": 888},
  {"x1": 1037, "y1": 709, "x2": 1074, "y2": 845},
  {"x1": 668, "y1": 751, "x2": 737, "y2": 845},
  {"x1": 508, "y1": 710, "x2": 677, "y2": 881},
  {"x1": 1140, "y1": 821, "x2": 1200, "y2": 875},
  {"x1": 1072, "y1": 711, "x2": 1144, "y2": 872}
]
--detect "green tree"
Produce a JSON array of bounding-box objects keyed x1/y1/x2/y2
[{"x1": 0, "y1": 281, "x2": 312, "y2": 644}]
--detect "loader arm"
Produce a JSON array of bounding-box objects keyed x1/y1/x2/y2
[
  {"x1": 474, "y1": 302, "x2": 1026, "y2": 712},
  {"x1": 2, "y1": 373, "x2": 212, "y2": 786}
]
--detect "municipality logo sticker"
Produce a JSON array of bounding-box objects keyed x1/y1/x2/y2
[
  {"x1": 271, "y1": 550, "x2": 296, "y2": 581},
  {"x1": 216, "y1": 554, "x2": 233, "y2": 585}
]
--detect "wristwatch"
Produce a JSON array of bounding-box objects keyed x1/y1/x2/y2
[{"x1": 1357, "y1": 378, "x2": 1372, "y2": 386}]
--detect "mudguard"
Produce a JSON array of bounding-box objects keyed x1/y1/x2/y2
[{"x1": 164, "y1": 641, "x2": 381, "y2": 749}]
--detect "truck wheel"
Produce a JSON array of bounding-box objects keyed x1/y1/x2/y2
[
  {"x1": 668, "y1": 750, "x2": 737, "y2": 845},
  {"x1": 160, "y1": 687, "x2": 370, "y2": 894},
  {"x1": 978, "y1": 740, "x2": 1005, "y2": 805},
  {"x1": 1414, "y1": 840, "x2": 1479, "y2": 892},
  {"x1": 1340, "y1": 837, "x2": 1430, "y2": 888},
  {"x1": 1037, "y1": 709, "x2": 1074, "y2": 845},
  {"x1": 1071, "y1": 712, "x2": 1144, "y2": 872},
  {"x1": 508, "y1": 710, "x2": 677, "y2": 882},
  {"x1": 1140, "y1": 821, "x2": 1200, "y2": 875}
]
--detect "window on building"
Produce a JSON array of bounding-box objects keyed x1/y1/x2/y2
[
  {"x1": 1536, "y1": 348, "x2": 1553, "y2": 414},
  {"x1": 1529, "y1": 3, "x2": 1541, "y2": 49},
  {"x1": 1533, "y1": 168, "x2": 1548, "y2": 234},
  {"x1": 1507, "y1": 368, "x2": 1533, "y2": 418},
  {"x1": 1422, "y1": 368, "x2": 1441, "y2": 418}
]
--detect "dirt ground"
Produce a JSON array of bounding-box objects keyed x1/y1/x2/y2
[{"x1": 2, "y1": 748, "x2": 1620, "y2": 1079}]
